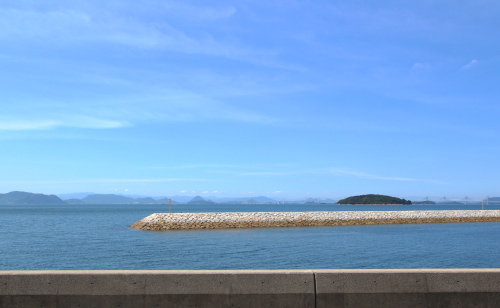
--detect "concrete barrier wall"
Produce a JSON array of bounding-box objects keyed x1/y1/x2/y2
[
  {"x1": 315, "y1": 269, "x2": 500, "y2": 308},
  {"x1": 1, "y1": 269, "x2": 499, "y2": 307}
]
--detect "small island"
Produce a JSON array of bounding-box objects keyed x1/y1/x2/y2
[{"x1": 337, "y1": 194, "x2": 411, "y2": 205}]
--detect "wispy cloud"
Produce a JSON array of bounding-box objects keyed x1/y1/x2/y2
[
  {"x1": 411, "y1": 62, "x2": 432, "y2": 71},
  {"x1": 150, "y1": 164, "x2": 264, "y2": 170},
  {"x1": 0, "y1": 3, "x2": 281, "y2": 68},
  {"x1": 89, "y1": 178, "x2": 209, "y2": 183},
  {"x1": 461, "y1": 59, "x2": 479, "y2": 70},
  {"x1": 163, "y1": 3, "x2": 237, "y2": 21},
  {"x1": 195, "y1": 163, "x2": 445, "y2": 185},
  {"x1": 144, "y1": 164, "x2": 296, "y2": 178},
  {"x1": 144, "y1": 98, "x2": 279, "y2": 124},
  {"x1": 326, "y1": 168, "x2": 445, "y2": 184},
  {"x1": 1, "y1": 92, "x2": 278, "y2": 136},
  {"x1": 83, "y1": 92, "x2": 279, "y2": 125},
  {"x1": 0, "y1": 116, "x2": 129, "y2": 131},
  {"x1": 178, "y1": 163, "x2": 444, "y2": 185},
  {"x1": 0, "y1": 178, "x2": 209, "y2": 185},
  {"x1": 230, "y1": 171, "x2": 295, "y2": 176}
]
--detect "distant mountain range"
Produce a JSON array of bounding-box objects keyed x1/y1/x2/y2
[
  {"x1": 0, "y1": 191, "x2": 278, "y2": 205},
  {"x1": 3, "y1": 191, "x2": 497, "y2": 205},
  {"x1": 59, "y1": 193, "x2": 277, "y2": 205},
  {"x1": 68, "y1": 194, "x2": 277, "y2": 205}
]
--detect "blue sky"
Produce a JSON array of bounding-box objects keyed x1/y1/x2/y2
[{"x1": 1, "y1": 0, "x2": 499, "y2": 201}]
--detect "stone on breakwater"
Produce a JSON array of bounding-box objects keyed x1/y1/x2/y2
[{"x1": 130, "y1": 210, "x2": 500, "y2": 231}]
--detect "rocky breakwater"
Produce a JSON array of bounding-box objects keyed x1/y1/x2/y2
[{"x1": 130, "y1": 210, "x2": 500, "y2": 231}]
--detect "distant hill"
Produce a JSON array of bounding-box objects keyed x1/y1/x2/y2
[
  {"x1": 231, "y1": 196, "x2": 275, "y2": 203},
  {"x1": 57, "y1": 192, "x2": 94, "y2": 200},
  {"x1": 233, "y1": 198, "x2": 278, "y2": 204},
  {"x1": 187, "y1": 196, "x2": 215, "y2": 205},
  {"x1": 134, "y1": 197, "x2": 158, "y2": 204},
  {"x1": 163, "y1": 196, "x2": 194, "y2": 203},
  {"x1": 217, "y1": 196, "x2": 276, "y2": 203},
  {"x1": 487, "y1": 197, "x2": 500, "y2": 201},
  {"x1": 0, "y1": 191, "x2": 66, "y2": 205},
  {"x1": 70, "y1": 194, "x2": 177, "y2": 204},
  {"x1": 337, "y1": 194, "x2": 412, "y2": 205},
  {"x1": 412, "y1": 201, "x2": 436, "y2": 205},
  {"x1": 81, "y1": 194, "x2": 136, "y2": 204}
]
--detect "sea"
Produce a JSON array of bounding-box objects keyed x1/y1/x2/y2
[{"x1": 1, "y1": 203, "x2": 499, "y2": 270}]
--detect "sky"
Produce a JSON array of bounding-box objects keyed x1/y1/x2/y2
[{"x1": 0, "y1": 0, "x2": 499, "y2": 201}]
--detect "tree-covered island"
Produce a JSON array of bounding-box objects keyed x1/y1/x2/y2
[{"x1": 337, "y1": 194, "x2": 412, "y2": 205}]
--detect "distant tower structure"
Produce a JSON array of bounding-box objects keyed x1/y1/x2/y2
[
  {"x1": 168, "y1": 199, "x2": 172, "y2": 213},
  {"x1": 465, "y1": 196, "x2": 468, "y2": 205}
]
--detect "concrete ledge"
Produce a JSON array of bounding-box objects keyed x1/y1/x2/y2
[
  {"x1": 315, "y1": 269, "x2": 500, "y2": 308},
  {"x1": 0, "y1": 270, "x2": 315, "y2": 308},
  {"x1": 1, "y1": 269, "x2": 499, "y2": 307}
]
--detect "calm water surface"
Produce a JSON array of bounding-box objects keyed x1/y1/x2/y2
[{"x1": 1, "y1": 203, "x2": 499, "y2": 270}]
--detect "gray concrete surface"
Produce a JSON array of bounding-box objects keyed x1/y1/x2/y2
[
  {"x1": 315, "y1": 269, "x2": 500, "y2": 308},
  {"x1": 0, "y1": 270, "x2": 315, "y2": 308},
  {"x1": 1, "y1": 269, "x2": 499, "y2": 307}
]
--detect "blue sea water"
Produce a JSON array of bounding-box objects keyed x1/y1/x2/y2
[{"x1": 0, "y1": 203, "x2": 499, "y2": 270}]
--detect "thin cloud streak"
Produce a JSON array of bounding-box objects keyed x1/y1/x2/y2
[
  {"x1": 326, "y1": 168, "x2": 446, "y2": 184},
  {"x1": 461, "y1": 59, "x2": 479, "y2": 70},
  {"x1": 0, "y1": 4, "x2": 286, "y2": 69},
  {"x1": 0, "y1": 178, "x2": 210, "y2": 185},
  {"x1": 210, "y1": 165, "x2": 445, "y2": 185},
  {"x1": 231, "y1": 171, "x2": 295, "y2": 177},
  {"x1": 198, "y1": 164, "x2": 444, "y2": 185},
  {"x1": 1, "y1": 94, "x2": 278, "y2": 135},
  {"x1": 0, "y1": 117, "x2": 129, "y2": 131},
  {"x1": 146, "y1": 163, "x2": 289, "y2": 170}
]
